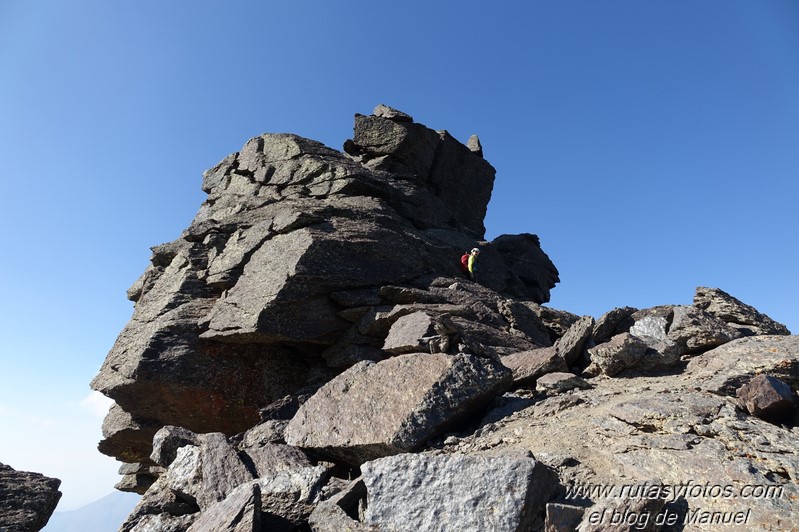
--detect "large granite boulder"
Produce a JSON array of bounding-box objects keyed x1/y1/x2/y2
[
  {"x1": 0, "y1": 463, "x2": 61, "y2": 532},
  {"x1": 360, "y1": 452, "x2": 558, "y2": 531},
  {"x1": 285, "y1": 353, "x2": 512, "y2": 464}
]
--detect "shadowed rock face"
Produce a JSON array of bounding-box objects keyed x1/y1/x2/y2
[{"x1": 91, "y1": 106, "x2": 560, "y2": 476}]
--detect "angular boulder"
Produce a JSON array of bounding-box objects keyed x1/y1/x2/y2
[
  {"x1": 667, "y1": 305, "x2": 743, "y2": 354},
  {"x1": 736, "y1": 374, "x2": 796, "y2": 423},
  {"x1": 308, "y1": 479, "x2": 379, "y2": 532},
  {"x1": 255, "y1": 465, "x2": 330, "y2": 530},
  {"x1": 349, "y1": 107, "x2": 495, "y2": 236},
  {"x1": 162, "y1": 433, "x2": 254, "y2": 511},
  {"x1": 501, "y1": 347, "x2": 568, "y2": 387},
  {"x1": 553, "y1": 315, "x2": 595, "y2": 367},
  {"x1": 0, "y1": 463, "x2": 61, "y2": 532},
  {"x1": 361, "y1": 453, "x2": 558, "y2": 531},
  {"x1": 585, "y1": 333, "x2": 649, "y2": 377},
  {"x1": 239, "y1": 443, "x2": 313, "y2": 479},
  {"x1": 285, "y1": 353, "x2": 512, "y2": 464},
  {"x1": 381, "y1": 311, "x2": 439, "y2": 354},
  {"x1": 150, "y1": 425, "x2": 200, "y2": 467},
  {"x1": 592, "y1": 306, "x2": 637, "y2": 344},
  {"x1": 186, "y1": 483, "x2": 260, "y2": 532}
]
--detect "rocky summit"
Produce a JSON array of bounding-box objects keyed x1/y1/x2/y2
[{"x1": 90, "y1": 106, "x2": 798, "y2": 531}]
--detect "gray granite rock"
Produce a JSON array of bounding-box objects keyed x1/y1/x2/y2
[
  {"x1": 308, "y1": 479, "x2": 380, "y2": 532},
  {"x1": 285, "y1": 353, "x2": 511, "y2": 464},
  {"x1": 361, "y1": 453, "x2": 558, "y2": 532},
  {"x1": 381, "y1": 311, "x2": 438, "y2": 354},
  {"x1": 373, "y1": 103, "x2": 413, "y2": 122},
  {"x1": 150, "y1": 425, "x2": 199, "y2": 467},
  {"x1": 686, "y1": 335, "x2": 799, "y2": 394},
  {"x1": 162, "y1": 433, "x2": 254, "y2": 511},
  {"x1": 255, "y1": 465, "x2": 331, "y2": 530}
]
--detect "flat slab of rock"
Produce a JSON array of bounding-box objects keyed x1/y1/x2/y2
[
  {"x1": 285, "y1": 353, "x2": 511, "y2": 464},
  {"x1": 361, "y1": 453, "x2": 558, "y2": 532}
]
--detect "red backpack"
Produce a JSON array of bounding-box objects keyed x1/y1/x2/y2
[{"x1": 460, "y1": 253, "x2": 470, "y2": 273}]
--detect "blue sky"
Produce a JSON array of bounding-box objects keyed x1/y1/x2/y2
[{"x1": 1, "y1": 0, "x2": 797, "y2": 511}]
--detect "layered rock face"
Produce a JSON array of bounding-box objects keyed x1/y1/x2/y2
[
  {"x1": 93, "y1": 106, "x2": 798, "y2": 531},
  {"x1": 0, "y1": 463, "x2": 61, "y2": 531}
]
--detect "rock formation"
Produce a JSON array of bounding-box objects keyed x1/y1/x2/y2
[
  {"x1": 0, "y1": 463, "x2": 61, "y2": 531},
  {"x1": 92, "y1": 106, "x2": 798, "y2": 531}
]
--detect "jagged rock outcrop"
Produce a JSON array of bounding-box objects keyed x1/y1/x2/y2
[
  {"x1": 0, "y1": 463, "x2": 61, "y2": 532},
  {"x1": 93, "y1": 105, "x2": 797, "y2": 531},
  {"x1": 694, "y1": 286, "x2": 791, "y2": 336},
  {"x1": 92, "y1": 103, "x2": 558, "y2": 486},
  {"x1": 91, "y1": 105, "x2": 559, "y2": 483}
]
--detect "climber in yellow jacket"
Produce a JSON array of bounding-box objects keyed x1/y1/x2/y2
[{"x1": 467, "y1": 247, "x2": 480, "y2": 282}]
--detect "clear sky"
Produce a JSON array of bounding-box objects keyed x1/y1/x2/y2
[{"x1": 1, "y1": 0, "x2": 797, "y2": 511}]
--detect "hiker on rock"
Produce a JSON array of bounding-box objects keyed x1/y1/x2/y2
[{"x1": 461, "y1": 248, "x2": 480, "y2": 282}]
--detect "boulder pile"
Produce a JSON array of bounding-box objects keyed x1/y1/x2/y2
[{"x1": 91, "y1": 106, "x2": 797, "y2": 531}]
